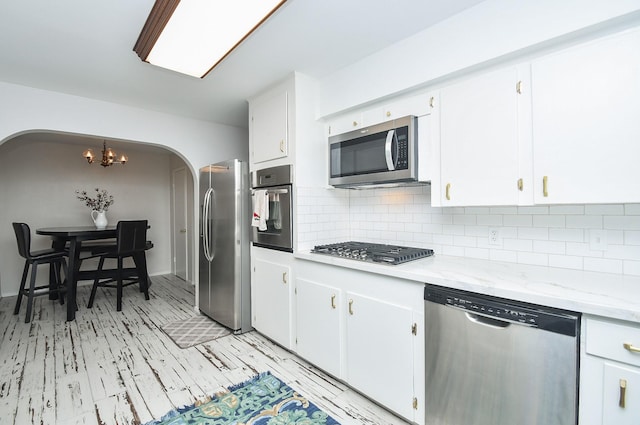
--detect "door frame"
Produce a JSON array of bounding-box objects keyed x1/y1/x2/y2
[{"x1": 172, "y1": 167, "x2": 189, "y2": 281}]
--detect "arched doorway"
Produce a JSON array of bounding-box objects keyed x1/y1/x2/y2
[{"x1": 0, "y1": 131, "x2": 197, "y2": 297}]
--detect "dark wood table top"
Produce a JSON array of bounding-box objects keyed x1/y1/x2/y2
[{"x1": 36, "y1": 226, "x2": 117, "y2": 237}]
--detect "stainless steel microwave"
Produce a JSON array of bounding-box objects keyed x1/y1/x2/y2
[{"x1": 329, "y1": 115, "x2": 419, "y2": 188}]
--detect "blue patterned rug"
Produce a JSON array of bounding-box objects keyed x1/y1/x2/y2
[{"x1": 144, "y1": 371, "x2": 340, "y2": 424}]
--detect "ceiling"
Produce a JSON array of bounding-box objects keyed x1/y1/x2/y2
[{"x1": 0, "y1": 0, "x2": 486, "y2": 129}]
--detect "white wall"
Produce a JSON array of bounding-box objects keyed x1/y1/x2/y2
[
  {"x1": 0, "y1": 138, "x2": 178, "y2": 296},
  {"x1": 0, "y1": 81, "x2": 249, "y2": 297},
  {"x1": 318, "y1": 0, "x2": 640, "y2": 117},
  {"x1": 0, "y1": 81, "x2": 248, "y2": 172},
  {"x1": 298, "y1": 186, "x2": 640, "y2": 276}
]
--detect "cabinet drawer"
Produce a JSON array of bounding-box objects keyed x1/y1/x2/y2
[{"x1": 586, "y1": 318, "x2": 640, "y2": 367}]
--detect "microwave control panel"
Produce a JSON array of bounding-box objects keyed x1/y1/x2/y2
[{"x1": 395, "y1": 128, "x2": 409, "y2": 170}]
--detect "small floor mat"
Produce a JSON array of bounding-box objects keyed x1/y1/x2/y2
[{"x1": 161, "y1": 315, "x2": 231, "y2": 348}]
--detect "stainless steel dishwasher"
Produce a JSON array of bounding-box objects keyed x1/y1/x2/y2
[{"x1": 424, "y1": 284, "x2": 580, "y2": 425}]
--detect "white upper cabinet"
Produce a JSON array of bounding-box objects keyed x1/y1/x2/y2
[
  {"x1": 327, "y1": 93, "x2": 433, "y2": 138},
  {"x1": 326, "y1": 111, "x2": 363, "y2": 137},
  {"x1": 437, "y1": 64, "x2": 532, "y2": 206},
  {"x1": 531, "y1": 27, "x2": 640, "y2": 204},
  {"x1": 250, "y1": 89, "x2": 289, "y2": 165}
]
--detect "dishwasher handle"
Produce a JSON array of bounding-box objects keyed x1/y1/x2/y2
[{"x1": 465, "y1": 312, "x2": 511, "y2": 329}]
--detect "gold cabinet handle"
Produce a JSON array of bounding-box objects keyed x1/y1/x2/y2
[
  {"x1": 516, "y1": 80, "x2": 523, "y2": 94},
  {"x1": 348, "y1": 299, "x2": 354, "y2": 315},
  {"x1": 386, "y1": 111, "x2": 391, "y2": 117},
  {"x1": 620, "y1": 379, "x2": 627, "y2": 408},
  {"x1": 543, "y1": 176, "x2": 549, "y2": 197},
  {"x1": 445, "y1": 183, "x2": 451, "y2": 201},
  {"x1": 282, "y1": 272, "x2": 287, "y2": 284},
  {"x1": 518, "y1": 178, "x2": 523, "y2": 192},
  {"x1": 352, "y1": 121, "x2": 358, "y2": 127},
  {"x1": 180, "y1": 229, "x2": 187, "y2": 233},
  {"x1": 429, "y1": 96, "x2": 435, "y2": 108},
  {"x1": 279, "y1": 140, "x2": 285, "y2": 153},
  {"x1": 624, "y1": 342, "x2": 640, "y2": 353},
  {"x1": 331, "y1": 294, "x2": 336, "y2": 309},
  {"x1": 411, "y1": 323, "x2": 417, "y2": 335}
]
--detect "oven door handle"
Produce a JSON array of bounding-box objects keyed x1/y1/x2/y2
[{"x1": 384, "y1": 129, "x2": 396, "y2": 171}]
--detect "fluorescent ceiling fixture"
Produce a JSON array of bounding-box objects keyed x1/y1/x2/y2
[{"x1": 134, "y1": 0, "x2": 286, "y2": 78}]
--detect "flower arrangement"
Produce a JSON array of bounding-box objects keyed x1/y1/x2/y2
[{"x1": 75, "y1": 188, "x2": 114, "y2": 212}]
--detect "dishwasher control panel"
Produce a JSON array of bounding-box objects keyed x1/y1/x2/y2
[{"x1": 424, "y1": 283, "x2": 580, "y2": 337}]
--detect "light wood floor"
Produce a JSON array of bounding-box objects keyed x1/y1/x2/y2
[{"x1": 0, "y1": 274, "x2": 411, "y2": 425}]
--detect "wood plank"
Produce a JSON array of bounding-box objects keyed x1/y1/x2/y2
[{"x1": 0, "y1": 274, "x2": 411, "y2": 425}]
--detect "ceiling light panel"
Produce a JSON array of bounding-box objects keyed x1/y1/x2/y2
[{"x1": 145, "y1": 0, "x2": 285, "y2": 78}]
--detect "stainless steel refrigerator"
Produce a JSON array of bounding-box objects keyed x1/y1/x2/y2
[{"x1": 199, "y1": 159, "x2": 251, "y2": 333}]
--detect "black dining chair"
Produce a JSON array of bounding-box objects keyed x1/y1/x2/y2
[
  {"x1": 12, "y1": 222, "x2": 68, "y2": 323},
  {"x1": 86, "y1": 220, "x2": 151, "y2": 311}
]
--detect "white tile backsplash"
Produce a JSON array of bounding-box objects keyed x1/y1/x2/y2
[{"x1": 296, "y1": 185, "x2": 640, "y2": 276}]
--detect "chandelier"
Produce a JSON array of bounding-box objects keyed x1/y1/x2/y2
[{"x1": 82, "y1": 141, "x2": 128, "y2": 167}]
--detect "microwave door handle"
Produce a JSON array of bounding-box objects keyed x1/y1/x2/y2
[{"x1": 385, "y1": 129, "x2": 396, "y2": 171}]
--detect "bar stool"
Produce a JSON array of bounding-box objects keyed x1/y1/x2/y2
[{"x1": 12, "y1": 222, "x2": 68, "y2": 323}]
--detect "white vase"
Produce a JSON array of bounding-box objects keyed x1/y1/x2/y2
[{"x1": 91, "y1": 210, "x2": 108, "y2": 229}]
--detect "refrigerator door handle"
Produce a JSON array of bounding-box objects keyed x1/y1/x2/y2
[
  {"x1": 202, "y1": 187, "x2": 214, "y2": 262},
  {"x1": 208, "y1": 189, "x2": 217, "y2": 260}
]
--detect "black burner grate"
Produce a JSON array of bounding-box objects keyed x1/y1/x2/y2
[{"x1": 311, "y1": 241, "x2": 434, "y2": 265}]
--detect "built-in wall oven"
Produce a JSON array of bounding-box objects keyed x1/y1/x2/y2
[{"x1": 251, "y1": 164, "x2": 293, "y2": 252}]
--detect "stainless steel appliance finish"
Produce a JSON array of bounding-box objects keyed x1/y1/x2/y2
[
  {"x1": 311, "y1": 241, "x2": 433, "y2": 265},
  {"x1": 424, "y1": 284, "x2": 580, "y2": 425},
  {"x1": 329, "y1": 115, "x2": 420, "y2": 188},
  {"x1": 251, "y1": 164, "x2": 293, "y2": 252},
  {"x1": 199, "y1": 159, "x2": 251, "y2": 334}
]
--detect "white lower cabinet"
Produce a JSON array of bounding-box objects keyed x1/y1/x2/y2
[
  {"x1": 345, "y1": 291, "x2": 415, "y2": 421},
  {"x1": 580, "y1": 316, "x2": 640, "y2": 425},
  {"x1": 295, "y1": 260, "x2": 425, "y2": 424},
  {"x1": 251, "y1": 247, "x2": 294, "y2": 349},
  {"x1": 296, "y1": 278, "x2": 341, "y2": 378}
]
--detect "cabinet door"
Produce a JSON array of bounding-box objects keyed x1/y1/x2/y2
[
  {"x1": 251, "y1": 90, "x2": 288, "y2": 164},
  {"x1": 602, "y1": 362, "x2": 640, "y2": 425},
  {"x1": 531, "y1": 28, "x2": 640, "y2": 204},
  {"x1": 252, "y1": 258, "x2": 291, "y2": 348},
  {"x1": 439, "y1": 65, "x2": 530, "y2": 206},
  {"x1": 296, "y1": 278, "x2": 341, "y2": 378},
  {"x1": 327, "y1": 112, "x2": 363, "y2": 137},
  {"x1": 345, "y1": 292, "x2": 415, "y2": 421}
]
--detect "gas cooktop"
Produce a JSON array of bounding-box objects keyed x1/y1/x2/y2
[{"x1": 311, "y1": 241, "x2": 434, "y2": 265}]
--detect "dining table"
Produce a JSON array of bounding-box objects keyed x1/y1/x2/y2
[{"x1": 36, "y1": 226, "x2": 118, "y2": 321}]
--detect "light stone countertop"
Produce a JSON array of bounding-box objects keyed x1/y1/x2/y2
[{"x1": 295, "y1": 251, "x2": 640, "y2": 324}]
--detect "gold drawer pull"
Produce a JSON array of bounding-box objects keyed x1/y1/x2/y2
[
  {"x1": 348, "y1": 299, "x2": 354, "y2": 315},
  {"x1": 282, "y1": 272, "x2": 287, "y2": 284},
  {"x1": 331, "y1": 294, "x2": 336, "y2": 309},
  {"x1": 619, "y1": 379, "x2": 627, "y2": 408},
  {"x1": 543, "y1": 176, "x2": 549, "y2": 197},
  {"x1": 623, "y1": 342, "x2": 640, "y2": 353},
  {"x1": 445, "y1": 183, "x2": 451, "y2": 201}
]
